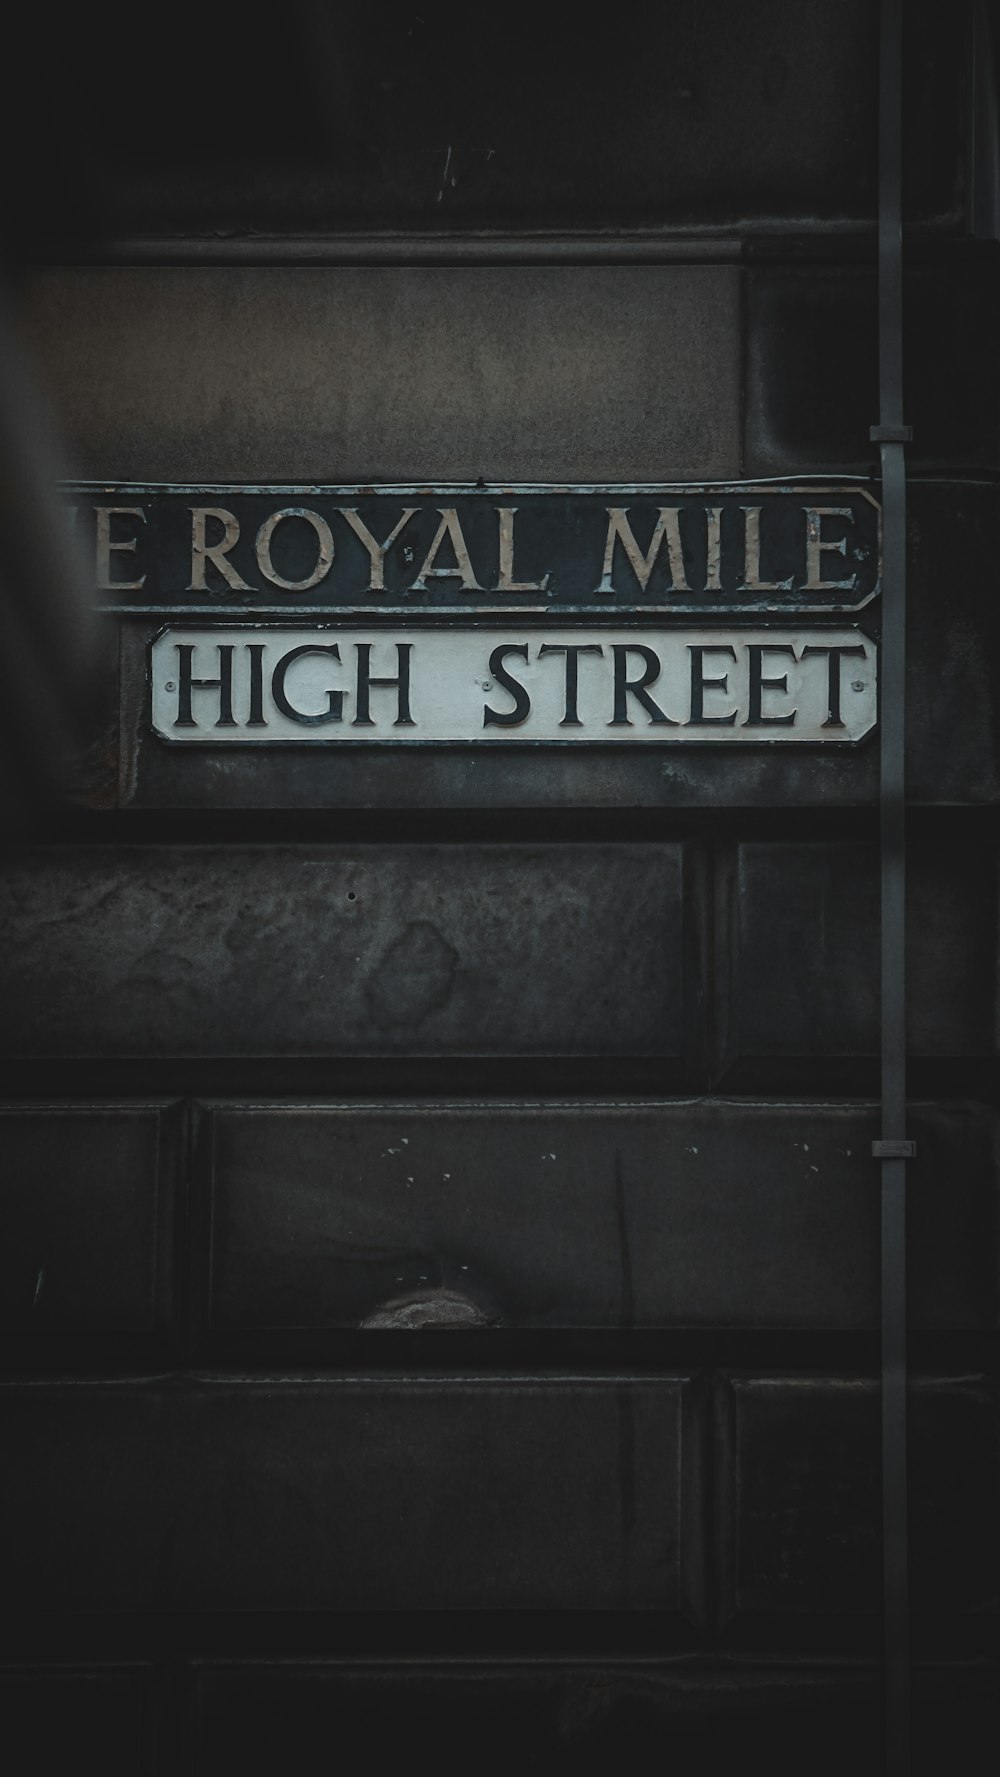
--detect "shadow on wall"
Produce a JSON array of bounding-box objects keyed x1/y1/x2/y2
[{"x1": 0, "y1": 293, "x2": 106, "y2": 816}]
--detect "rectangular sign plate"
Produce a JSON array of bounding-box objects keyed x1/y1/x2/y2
[
  {"x1": 150, "y1": 626, "x2": 877, "y2": 745},
  {"x1": 76, "y1": 482, "x2": 881, "y2": 617}
]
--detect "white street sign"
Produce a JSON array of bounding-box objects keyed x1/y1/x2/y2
[{"x1": 151, "y1": 626, "x2": 876, "y2": 745}]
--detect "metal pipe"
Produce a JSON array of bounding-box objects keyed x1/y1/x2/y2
[{"x1": 870, "y1": 0, "x2": 912, "y2": 1770}]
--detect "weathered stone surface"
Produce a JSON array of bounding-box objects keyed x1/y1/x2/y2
[
  {"x1": 718, "y1": 1375, "x2": 999, "y2": 1621},
  {"x1": 23, "y1": 266, "x2": 741, "y2": 484},
  {"x1": 0, "y1": 1103, "x2": 178, "y2": 1343},
  {"x1": 203, "y1": 1099, "x2": 997, "y2": 1336},
  {"x1": 0, "y1": 844, "x2": 689, "y2": 1059},
  {"x1": 722, "y1": 839, "x2": 999, "y2": 1070},
  {"x1": 0, "y1": 1375, "x2": 692, "y2": 1613}
]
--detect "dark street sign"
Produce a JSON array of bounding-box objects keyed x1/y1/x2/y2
[{"x1": 73, "y1": 483, "x2": 880, "y2": 618}]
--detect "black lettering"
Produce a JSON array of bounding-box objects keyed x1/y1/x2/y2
[
  {"x1": 744, "y1": 643, "x2": 798, "y2": 727},
  {"x1": 353, "y1": 642, "x2": 414, "y2": 726},
  {"x1": 688, "y1": 644, "x2": 738, "y2": 725},
  {"x1": 800, "y1": 643, "x2": 867, "y2": 727},
  {"x1": 174, "y1": 643, "x2": 236, "y2": 728},
  {"x1": 538, "y1": 643, "x2": 604, "y2": 725},
  {"x1": 608, "y1": 645, "x2": 674, "y2": 726},
  {"x1": 483, "y1": 644, "x2": 531, "y2": 727},
  {"x1": 271, "y1": 645, "x2": 344, "y2": 725},
  {"x1": 247, "y1": 643, "x2": 266, "y2": 727}
]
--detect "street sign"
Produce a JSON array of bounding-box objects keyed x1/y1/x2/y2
[
  {"x1": 150, "y1": 625, "x2": 877, "y2": 745},
  {"x1": 75, "y1": 483, "x2": 881, "y2": 617}
]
